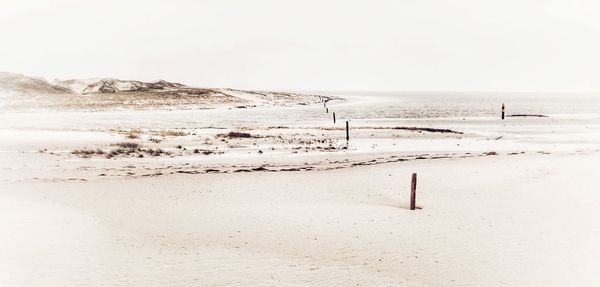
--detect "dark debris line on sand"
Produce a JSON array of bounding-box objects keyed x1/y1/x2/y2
[
  {"x1": 319, "y1": 126, "x2": 464, "y2": 134},
  {"x1": 508, "y1": 114, "x2": 549, "y2": 118},
  {"x1": 121, "y1": 150, "x2": 522, "y2": 179},
  {"x1": 362, "y1": 126, "x2": 463, "y2": 134},
  {"x1": 389, "y1": 127, "x2": 463, "y2": 134}
]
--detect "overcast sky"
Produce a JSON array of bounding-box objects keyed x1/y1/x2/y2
[{"x1": 1, "y1": 0, "x2": 599, "y2": 91}]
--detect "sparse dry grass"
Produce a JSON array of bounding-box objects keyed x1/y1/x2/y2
[
  {"x1": 126, "y1": 131, "x2": 141, "y2": 139},
  {"x1": 111, "y1": 128, "x2": 188, "y2": 138},
  {"x1": 112, "y1": 142, "x2": 140, "y2": 149},
  {"x1": 71, "y1": 142, "x2": 174, "y2": 159},
  {"x1": 194, "y1": 148, "x2": 216, "y2": 155},
  {"x1": 156, "y1": 130, "x2": 188, "y2": 137},
  {"x1": 218, "y1": 131, "x2": 253, "y2": 138},
  {"x1": 111, "y1": 128, "x2": 144, "y2": 139},
  {"x1": 71, "y1": 148, "x2": 105, "y2": 158}
]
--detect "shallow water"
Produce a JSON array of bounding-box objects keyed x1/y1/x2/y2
[
  {"x1": 0, "y1": 92, "x2": 599, "y2": 132},
  {"x1": 322, "y1": 91, "x2": 600, "y2": 118}
]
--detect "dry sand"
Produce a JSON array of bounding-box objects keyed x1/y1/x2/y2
[{"x1": 1, "y1": 93, "x2": 599, "y2": 286}]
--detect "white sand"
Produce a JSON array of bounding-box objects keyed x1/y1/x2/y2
[
  {"x1": 1, "y1": 153, "x2": 598, "y2": 286},
  {"x1": 1, "y1": 93, "x2": 599, "y2": 286}
]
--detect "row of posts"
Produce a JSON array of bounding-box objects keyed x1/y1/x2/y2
[
  {"x1": 322, "y1": 96, "x2": 414, "y2": 209},
  {"x1": 318, "y1": 96, "x2": 508, "y2": 211},
  {"x1": 320, "y1": 97, "x2": 349, "y2": 141},
  {"x1": 321, "y1": 99, "x2": 509, "y2": 143}
]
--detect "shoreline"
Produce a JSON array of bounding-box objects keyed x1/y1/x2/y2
[{"x1": 1, "y1": 93, "x2": 599, "y2": 286}]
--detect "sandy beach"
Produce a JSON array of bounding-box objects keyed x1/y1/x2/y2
[
  {"x1": 1, "y1": 92, "x2": 599, "y2": 286},
  {"x1": 4, "y1": 1, "x2": 600, "y2": 285}
]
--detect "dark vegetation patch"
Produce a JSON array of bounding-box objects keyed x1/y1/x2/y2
[
  {"x1": 193, "y1": 148, "x2": 217, "y2": 155},
  {"x1": 217, "y1": 131, "x2": 254, "y2": 138},
  {"x1": 508, "y1": 114, "x2": 548, "y2": 118},
  {"x1": 319, "y1": 126, "x2": 463, "y2": 134},
  {"x1": 251, "y1": 166, "x2": 272, "y2": 172},
  {"x1": 71, "y1": 148, "x2": 105, "y2": 158},
  {"x1": 157, "y1": 130, "x2": 188, "y2": 137},
  {"x1": 71, "y1": 142, "x2": 173, "y2": 159},
  {"x1": 112, "y1": 142, "x2": 140, "y2": 149},
  {"x1": 389, "y1": 127, "x2": 463, "y2": 134}
]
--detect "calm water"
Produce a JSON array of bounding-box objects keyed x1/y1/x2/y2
[
  {"x1": 321, "y1": 91, "x2": 600, "y2": 119},
  {"x1": 1, "y1": 92, "x2": 599, "y2": 131}
]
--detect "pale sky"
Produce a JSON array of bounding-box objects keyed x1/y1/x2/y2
[{"x1": 1, "y1": 0, "x2": 600, "y2": 91}]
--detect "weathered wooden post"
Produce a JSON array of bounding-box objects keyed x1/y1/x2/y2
[
  {"x1": 345, "y1": 121, "x2": 349, "y2": 141},
  {"x1": 326, "y1": 108, "x2": 329, "y2": 113},
  {"x1": 410, "y1": 173, "x2": 417, "y2": 210},
  {"x1": 501, "y1": 104, "x2": 505, "y2": 120},
  {"x1": 333, "y1": 112, "x2": 336, "y2": 124},
  {"x1": 324, "y1": 101, "x2": 327, "y2": 108}
]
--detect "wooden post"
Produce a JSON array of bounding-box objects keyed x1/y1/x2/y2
[
  {"x1": 324, "y1": 101, "x2": 327, "y2": 108},
  {"x1": 501, "y1": 104, "x2": 505, "y2": 120},
  {"x1": 333, "y1": 112, "x2": 336, "y2": 124},
  {"x1": 326, "y1": 108, "x2": 329, "y2": 113},
  {"x1": 410, "y1": 173, "x2": 417, "y2": 210},
  {"x1": 345, "y1": 121, "x2": 349, "y2": 141}
]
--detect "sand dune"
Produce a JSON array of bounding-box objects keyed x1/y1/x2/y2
[{"x1": 0, "y1": 72, "x2": 328, "y2": 111}]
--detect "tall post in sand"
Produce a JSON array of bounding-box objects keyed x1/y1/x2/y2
[
  {"x1": 333, "y1": 112, "x2": 336, "y2": 124},
  {"x1": 501, "y1": 104, "x2": 505, "y2": 120},
  {"x1": 326, "y1": 108, "x2": 329, "y2": 113},
  {"x1": 410, "y1": 173, "x2": 417, "y2": 210},
  {"x1": 345, "y1": 121, "x2": 349, "y2": 141}
]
